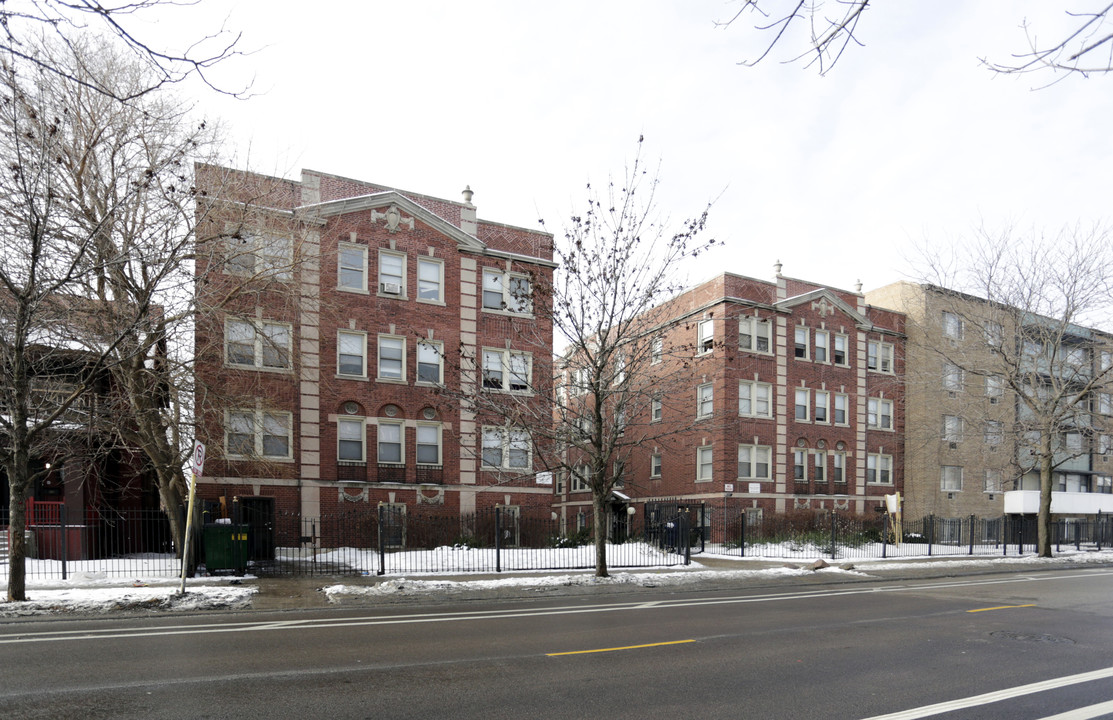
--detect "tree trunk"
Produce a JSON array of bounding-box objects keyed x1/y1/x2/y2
[
  {"x1": 1037, "y1": 451, "x2": 1054, "y2": 558},
  {"x1": 7, "y1": 480, "x2": 29, "y2": 602},
  {"x1": 154, "y1": 469, "x2": 186, "y2": 559},
  {"x1": 593, "y1": 493, "x2": 609, "y2": 578}
]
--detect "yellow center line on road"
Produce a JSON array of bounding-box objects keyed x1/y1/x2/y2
[
  {"x1": 967, "y1": 604, "x2": 1036, "y2": 613},
  {"x1": 547, "y1": 639, "x2": 695, "y2": 656}
]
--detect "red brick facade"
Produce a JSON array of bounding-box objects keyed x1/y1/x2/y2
[{"x1": 194, "y1": 166, "x2": 555, "y2": 524}]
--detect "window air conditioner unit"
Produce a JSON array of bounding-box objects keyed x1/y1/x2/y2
[
  {"x1": 949, "y1": 442, "x2": 958, "y2": 449},
  {"x1": 381, "y1": 282, "x2": 402, "y2": 295}
]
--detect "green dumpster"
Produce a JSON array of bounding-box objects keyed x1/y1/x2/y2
[{"x1": 203, "y1": 523, "x2": 248, "y2": 574}]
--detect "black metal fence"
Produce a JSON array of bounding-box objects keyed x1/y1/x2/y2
[
  {"x1": 0, "y1": 508, "x2": 179, "y2": 580},
  {"x1": 698, "y1": 509, "x2": 1113, "y2": 560},
  {"x1": 250, "y1": 504, "x2": 692, "y2": 576}
]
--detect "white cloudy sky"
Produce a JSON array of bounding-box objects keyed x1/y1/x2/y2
[{"x1": 153, "y1": 1, "x2": 1113, "y2": 293}]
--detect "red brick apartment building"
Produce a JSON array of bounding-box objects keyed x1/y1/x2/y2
[
  {"x1": 554, "y1": 265, "x2": 906, "y2": 525},
  {"x1": 193, "y1": 166, "x2": 555, "y2": 527}
]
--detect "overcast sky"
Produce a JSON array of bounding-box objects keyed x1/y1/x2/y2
[{"x1": 163, "y1": 1, "x2": 1113, "y2": 294}]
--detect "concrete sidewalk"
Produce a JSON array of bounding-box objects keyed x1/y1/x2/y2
[{"x1": 243, "y1": 552, "x2": 1113, "y2": 612}]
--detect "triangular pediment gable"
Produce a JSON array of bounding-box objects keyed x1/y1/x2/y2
[
  {"x1": 296, "y1": 191, "x2": 487, "y2": 252},
  {"x1": 776, "y1": 288, "x2": 872, "y2": 329}
]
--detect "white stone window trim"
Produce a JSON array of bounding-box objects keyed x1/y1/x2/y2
[
  {"x1": 377, "y1": 248, "x2": 408, "y2": 298},
  {"x1": 377, "y1": 334, "x2": 407, "y2": 383},
  {"x1": 416, "y1": 256, "x2": 446, "y2": 305},
  {"x1": 337, "y1": 242, "x2": 369, "y2": 294},
  {"x1": 336, "y1": 329, "x2": 368, "y2": 379},
  {"x1": 224, "y1": 316, "x2": 293, "y2": 373},
  {"x1": 224, "y1": 407, "x2": 294, "y2": 462}
]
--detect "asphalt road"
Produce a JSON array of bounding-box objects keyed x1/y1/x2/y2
[{"x1": 3, "y1": 566, "x2": 1113, "y2": 719}]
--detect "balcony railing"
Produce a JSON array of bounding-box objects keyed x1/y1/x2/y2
[{"x1": 1004, "y1": 490, "x2": 1113, "y2": 515}]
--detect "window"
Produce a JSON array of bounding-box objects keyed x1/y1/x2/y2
[
  {"x1": 615, "y1": 406, "x2": 627, "y2": 435},
  {"x1": 793, "y1": 449, "x2": 807, "y2": 481},
  {"x1": 814, "y1": 331, "x2": 829, "y2": 363},
  {"x1": 1066, "y1": 431, "x2": 1083, "y2": 453},
  {"x1": 377, "y1": 421, "x2": 403, "y2": 464},
  {"x1": 867, "y1": 398, "x2": 894, "y2": 430},
  {"x1": 337, "y1": 418, "x2": 365, "y2": 461},
  {"x1": 794, "y1": 327, "x2": 809, "y2": 359},
  {"x1": 1098, "y1": 393, "x2": 1113, "y2": 416},
  {"x1": 613, "y1": 353, "x2": 626, "y2": 386},
  {"x1": 482, "y1": 348, "x2": 531, "y2": 392},
  {"x1": 739, "y1": 317, "x2": 772, "y2": 354},
  {"x1": 226, "y1": 409, "x2": 292, "y2": 460},
  {"x1": 417, "y1": 341, "x2": 443, "y2": 385},
  {"x1": 226, "y1": 232, "x2": 292, "y2": 280},
  {"x1": 1102, "y1": 351, "x2": 1113, "y2": 373},
  {"x1": 650, "y1": 454, "x2": 662, "y2": 478},
  {"x1": 571, "y1": 465, "x2": 590, "y2": 492},
  {"x1": 984, "y1": 469, "x2": 1003, "y2": 494},
  {"x1": 832, "y1": 452, "x2": 846, "y2": 484},
  {"x1": 942, "y1": 311, "x2": 964, "y2": 340},
  {"x1": 814, "y1": 391, "x2": 830, "y2": 424},
  {"x1": 416, "y1": 257, "x2": 443, "y2": 303},
  {"x1": 943, "y1": 414, "x2": 963, "y2": 444},
  {"x1": 795, "y1": 388, "x2": 810, "y2": 421},
  {"x1": 482, "y1": 426, "x2": 531, "y2": 470},
  {"x1": 1097, "y1": 475, "x2": 1113, "y2": 494},
  {"x1": 697, "y1": 319, "x2": 714, "y2": 354},
  {"x1": 226, "y1": 318, "x2": 291, "y2": 370},
  {"x1": 378, "y1": 250, "x2": 406, "y2": 295},
  {"x1": 737, "y1": 444, "x2": 771, "y2": 480},
  {"x1": 868, "y1": 341, "x2": 893, "y2": 373},
  {"x1": 651, "y1": 396, "x2": 662, "y2": 422},
  {"x1": 833, "y1": 334, "x2": 848, "y2": 366},
  {"x1": 943, "y1": 363, "x2": 964, "y2": 392},
  {"x1": 1100, "y1": 434, "x2": 1111, "y2": 455},
  {"x1": 814, "y1": 451, "x2": 827, "y2": 482},
  {"x1": 338, "y1": 243, "x2": 367, "y2": 292},
  {"x1": 940, "y1": 465, "x2": 963, "y2": 491},
  {"x1": 337, "y1": 331, "x2": 366, "y2": 377},
  {"x1": 377, "y1": 336, "x2": 405, "y2": 381},
  {"x1": 868, "y1": 454, "x2": 894, "y2": 485},
  {"x1": 986, "y1": 375, "x2": 1004, "y2": 401},
  {"x1": 416, "y1": 423, "x2": 441, "y2": 465},
  {"x1": 482, "y1": 269, "x2": 531, "y2": 313},
  {"x1": 652, "y1": 336, "x2": 663, "y2": 364},
  {"x1": 833, "y1": 394, "x2": 849, "y2": 425},
  {"x1": 696, "y1": 446, "x2": 713, "y2": 482},
  {"x1": 984, "y1": 421, "x2": 1003, "y2": 446},
  {"x1": 697, "y1": 383, "x2": 714, "y2": 418},
  {"x1": 984, "y1": 322, "x2": 1003, "y2": 347},
  {"x1": 739, "y1": 381, "x2": 773, "y2": 418}
]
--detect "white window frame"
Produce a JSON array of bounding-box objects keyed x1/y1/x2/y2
[
  {"x1": 833, "y1": 393, "x2": 849, "y2": 426},
  {"x1": 940, "y1": 465, "x2": 963, "y2": 491},
  {"x1": 739, "y1": 380, "x2": 773, "y2": 419},
  {"x1": 571, "y1": 465, "x2": 590, "y2": 492},
  {"x1": 377, "y1": 249, "x2": 407, "y2": 297},
  {"x1": 697, "y1": 383, "x2": 714, "y2": 419},
  {"x1": 833, "y1": 334, "x2": 849, "y2": 366},
  {"x1": 226, "y1": 232, "x2": 293, "y2": 281},
  {"x1": 1098, "y1": 393, "x2": 1113, "y2": 416},
  {"x1": 482, "y1": 268, "x2": 532, "y2": 314},
  {"x1": 814, "y1": 330, "x2": 829, "y2": 364},
  {"x1": 984, "y1": 469, "x2": 1003, "y2": 494},
  {"x1": 942, "y1": 414, "x2": 964, "y2": 444},
  {"x1": 832, "y1": 452, "x2": 846, "y2": 484},
  {"x1": 337, "y1": 330, "x2": 367, "y2": 378},
  {"x1": 650, "y1": 453, "x2": 662, "y2": 478},
  {"x1": 697, "y1": 319, "x2": 714, "y2": 354},
  {"x1": 793, "y1": 449, "x2": 807, "y2": 481},
  {"x1": 1100, "y1": 434, "x2": 1112, "y2": 455},
  {"x1": 416, "y1": 422, "x2": 442, "y2": 466},
  {"x1": 984, "y1": 420, "x2": 1004, "y2": 447},
  {"x1": 696, "y1": 446, "x2": 713, "y2": 482},
  {"x1": 337, "y1": 417, "x2": 366, "y2": 462},
  {"x1": 795, "y1": 388, "x2": 810, "y2": 422},
  {"x1": 651, "y1": 396, "x2": 662, "y2": 422},
  {"x1": 651, "y1": 336, "x2": 663, "y2": 364},
  {"x1": 986, "y1": 375, "x2": 1004, "y2": 401},
  {"x1": 481, "y1": 426, "x2": 532, "y2": 470},
  {"x1": 814, "y1": 390, "x2": 830, "y2": 424},
  {"x1": 377, "y1": 420, "x2": 404, "y2": 465},
  {"x1": 794, "y1": 327, "x2": 809, "y2": 360},
  {"x1": 417, "y1": 341, "x2": 444, "y2": 385},
  {"x1": 868, "y1": 453, "x2": 894, "y2": 485},
  {"x1": 737, "y1": 444, "x2": 772, "y2": 480},
  {"x1": 225, "y1": 408, "x2": 293, "y2": 460},
  {"x1": 482, "y1": 348, "x2": 532, "y2": 393},
  {"x1": 868, "y1": 341, "x2": 894, "y2": 373},
  {"x1": 984, "y1": 322, "x2": 1003, "y2": 347},
  {"x1": 1066, "y1": 431, "x2": 1083, "y2": 453},
  {"x1": 814, "y1": 451, "x2": 827, "y2": 483},
  {"x1": 739, "y1": 317, "x2": 772, "y2": 355},
  {"x1": 943, "y1": 363, "x2": 964, "y2": 392},
  {"x1": 225, "y1": 318, "x2": 292, "y2": 371},
  {"x1": 942, "y1": 311, "x2": 964, "y2": 340},
  {"x1": 416, "y1": 256, "x2": 444, "y2": 304},
  {"x1": 377, "y1": 335, "x2": 406, "y2": 381},
  {"x1": 337, "y1": 242, "x2": 368, "y2": 293},
  {"x1": 868, "y1": 398, "x2": 894, "y2": 430}
]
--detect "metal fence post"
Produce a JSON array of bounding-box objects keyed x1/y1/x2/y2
[
  {"x1": 376, "y1": 504, "x2": 386, "y2": 576},
  {"x1": 60, "y1": 504, "x2": 68, "y2": 581},
  {"x1": 927, "y1": 514, "x2": 934, "y2": 557},
  {"x1": 829, "y1": 510, "x2": 837, "y2": 560},
  {"x1": 495, "y1": 506, "x2": 502, "y2": 573},
  {"x1": 1099, "y1": 510, "x2": 1105, "y2": 551},
  {"x1": 882, "y1": 511, "x2": 889, "y2": 559},
  {"x1": 740, "y1": 510, "x2": 746, "y2": 558},
  {"x1": 682, "y1": 511, "x2": 691, "y2": 566},
  {"x1": 969, "y1": 515, "x2": 975, "y2": 556}
]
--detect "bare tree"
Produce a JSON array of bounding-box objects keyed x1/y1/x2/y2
[
  {"x1": 461, "y1": 140, "x2": 718, "y2": 577},
  {"x1": 720, "y1": 2, "x2": 1113, "y2": 80},
  {"x1": 916, "y1": 225, "x2": 1113, "y2": 557},
  {"x1": 1, "y1": 0, "x2": 247, "y2": 100}
]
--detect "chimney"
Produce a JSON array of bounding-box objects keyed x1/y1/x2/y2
[{"x1": 461, "y1": 185, "x2": 477, "y2": 235}]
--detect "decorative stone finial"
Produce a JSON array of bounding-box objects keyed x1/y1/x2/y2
[
  {"x1": 855, "y1": 279, "x2": 863, "y2": 293},
  {"x1": 773, "y1": 260, "x2": 783, "y2": 277},
  {"x1": 462, "y1": 185, "x2": 474, "y2": 204}
]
